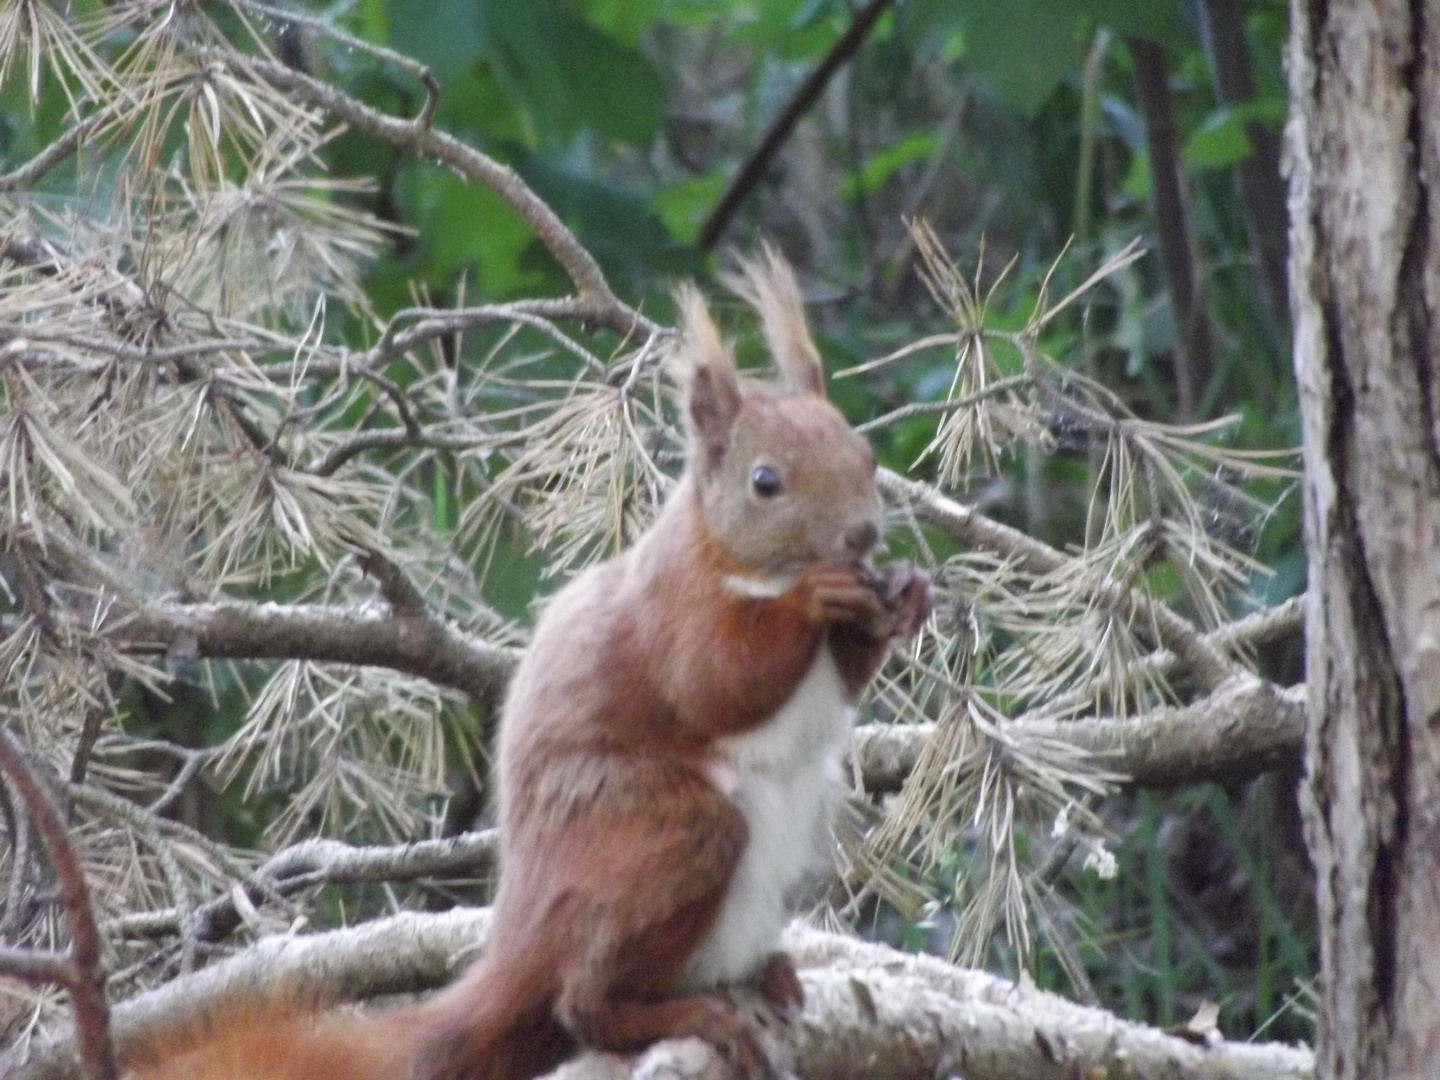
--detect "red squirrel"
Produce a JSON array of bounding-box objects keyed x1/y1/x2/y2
[{"x1": 119, "y1": 250, "x2": 930, "y2": 1080}]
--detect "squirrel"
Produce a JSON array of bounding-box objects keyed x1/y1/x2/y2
[{"x1": 117, "y1": 249, "x2": 931, "y2": 1080}]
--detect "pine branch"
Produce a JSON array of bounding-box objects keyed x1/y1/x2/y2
[
  {"x1": 877, "y1": 467, "x2": 1241, "y2": 687},
  {"x1": 115, "y1": 598, "x2": 520, "y2": 708},
  {"x1": 12, "y1": 914, "x2": 1313, "y2": 1080},
  {"x1": 854, "y1": 676, "x2": 1305, "y2": 793}
]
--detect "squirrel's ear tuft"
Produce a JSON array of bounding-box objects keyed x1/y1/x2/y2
[
  {"x1": 725, "y1": 243, "x2": 825, "y2": 398},
  {"x1": 672, "y1": 283, "x2": 742, "y2": 467}
]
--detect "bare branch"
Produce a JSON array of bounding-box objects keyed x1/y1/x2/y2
[
  {"x1": 67, "y1": 784, "x2": 199, "y2": 974},
  {"x1": 0, "y1": 105, "x2": 121, "y2": 191},
  {"x1": 115, "y1": 599, "x2": 520, "y2": 707},
  {"x1": 109, "y1": 588, "x2": 1299, "y2": 796},
  {"x1": 0, "y1": 946, "x2": 74, "y2": 986},
  {"x1": 0, "y1": 729, "x2": 117, "y2": 1080},
  {"x1": 229, "y1": 0, "x2": 440, "y2": 127},
  {"x1": 0, "y1": 780, "x2": 34, "y2": 938},
  {"x1": 107, "y1": 830, "x2": 499, "y2": 943},
  {"x1": 855, "y1": 677, "x2": 1305, "y2": 793},
  {"x1": 853, "y1": 373, "x2": 1036, "y2": 435},
  {"x1": 17, "y1": 909, "x2": 495, "y2": 1080}
]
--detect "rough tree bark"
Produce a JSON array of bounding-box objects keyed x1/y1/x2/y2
[{"x1": 1287, "y1": 1, "x2": 1440, "y2": 1077}]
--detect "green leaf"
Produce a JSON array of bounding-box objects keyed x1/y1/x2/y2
[
  {"x1": 1184, "y1": 109, "x2": 1252, "y2": 171},
  {"x1": 654, "y1": 172, "x2": 727, "y2": 245},
  {"x1": 1122, "y1": 149, "x2": 1149, "y2": 200},
  {"x1": 1077, "y1": 0, "x2": 1183, "y2": 40},
  {"x1": 512, "y1": 148, "x2": 690, "y2": 285},
  {"x1": 398, "y1": 171, "x2": 541, "y2": 299},
  {"x1": 384, "y1": 0, "x2": 483, "y2": 92},
  {"x1": 956, "y1": 0, "x2": 1084, "y2": 117},
  {"x1": 478, "y1": 0, "x2": 665, "y2": 144},
  {"x1": 574, "y1": 0, "x2": 666, "y2": 45},
  {"x1": 840, "y1": 132, "x2": 940, "y2": 199}
]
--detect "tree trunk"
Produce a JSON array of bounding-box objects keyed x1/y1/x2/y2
[{"x1": 1287, "y1": 2, "x2": 1440, "y2": 1077}]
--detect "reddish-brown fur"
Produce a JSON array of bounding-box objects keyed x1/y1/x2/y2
[{"x1": 118, "y1": 250, "x2": 929, "y2": 1080}]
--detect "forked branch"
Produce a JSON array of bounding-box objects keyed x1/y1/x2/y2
[{"x1": 0, "y1": 730, "x2": 117, "y2": 1080}]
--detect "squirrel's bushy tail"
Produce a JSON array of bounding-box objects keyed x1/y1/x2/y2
[
  {"x1": 119, "y1": 950, "x2": 571, "y2": 1080},
  {"x1": 119, "y1": 998, "x2": 411, "y2": 1080},
  {"x1": 402, "y1": 948, "x2": 574, "y2": 1080}
]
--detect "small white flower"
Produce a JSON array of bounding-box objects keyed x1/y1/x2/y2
[
  {"x1": 1083, "y1": 841, "x2": 1118, "y2": 880},
  {"x1": 1051, "y1": 801, "x2": 1072, "y2": 839}
]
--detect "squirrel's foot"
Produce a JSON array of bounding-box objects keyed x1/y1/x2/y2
[{"x1": 754, "y1": 951, "x2": 805, "y2": 1014}]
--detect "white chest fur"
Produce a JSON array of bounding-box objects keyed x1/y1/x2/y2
[{"x1": 680, "y1": 646, "x2": 852, "y2": 989}]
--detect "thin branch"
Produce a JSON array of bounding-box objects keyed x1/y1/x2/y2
[
  {"x1": 355, "y1": 303, "x2": 618, "y2": 377},
  {"x1": 355, "y1": 548, "x2": 430, "y2": 616},
  {"x1": 106, "y1": 830, "x2": 499, "y2": 942},
  {"x1": 68, "y1": 670, "x2": 123, "y2": 791},
  {"x1": 854, "y1": 373, "x2": 1035, "y2": 435},
  {"x1": 696, "y1": 0, "x2": 894, "y2": 251},
  {"x1": 0, "y1": 104, "x2": 121, "y2": 191},
  {"x1": 1040, "y1": 592, "x2": 1305, "y2": 715},
  {"x1": 143, "y1": 747, "x2": 211, "y2": 815},
  {"x1": 67, "y1": 784, "x2": 198, "y2": 973},
  {"x1": 237, "y1": 56, "x2": 652, "y2": 337},
  {"x1": 0, "y1": 729, "x2": 117, "y2": 1080},
  {"x1": 877, "y1": 467, "x2": 1239, "y2": 687},
  {"x1": 306, "y1": 425, "x2": 514, "y2": 477},
  {"x1": 229, "y1": 0, "x2": 439, "y2": 128},
  {"x1": 0, "y1": 777, "x2": 34, "y2": 938},
  {"x1": 0, "y1": 945, "x2": 74, "y2": 985},
  {"x1": 4, "y1": 334, "x2": 275, "y2": 366}
]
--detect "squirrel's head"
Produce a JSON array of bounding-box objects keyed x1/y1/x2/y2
[{"x1": 671, "y1": 247, "x2": 881, "y2": 578}]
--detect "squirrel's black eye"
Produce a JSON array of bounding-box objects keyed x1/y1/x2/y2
[{"x1": 751, "y1": 465, "x2": 783, "y2": 498}]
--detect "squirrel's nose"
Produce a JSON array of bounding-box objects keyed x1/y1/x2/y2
[{"x1": 843, "y1": 520, "x2": 879, "y2": 557}]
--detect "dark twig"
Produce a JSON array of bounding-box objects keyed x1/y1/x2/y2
[
  {"x1": 696, "y1": 0, "x2": 894, "y2": 251},
  {"x1": 0, "y1": 729, "x2": 117, "y2": 1080},
  {"x1": 1127, "y1": 37, "x2": 1213, "y2": 418},
  {"x1": 69, "y1": 671, "x2": 124, "y2": 791},
  {"x1": 0, "y1": 778, "x2": 33, "y2": 938},
  {"x1": 307, "y1": 425, "x2": 517, "y2": 478},
  {"x1": 356, "y1": 548, "x2": 429, "y2": 617},
  {"x1": 1195, "y1": 0, "x2": 1289, "y2": 332}
]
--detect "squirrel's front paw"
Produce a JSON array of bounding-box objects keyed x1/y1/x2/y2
[
  {"x1": 796, "y1": 563, "x2": 889, "y2": 630},
  {"x1": 861, "y1": 561, "x2": 932, "y2": 640}
]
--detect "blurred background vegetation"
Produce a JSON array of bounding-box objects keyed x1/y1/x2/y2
[{"x1": 0, "y1": 0, "x2": 1311, "y2": 1049}]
